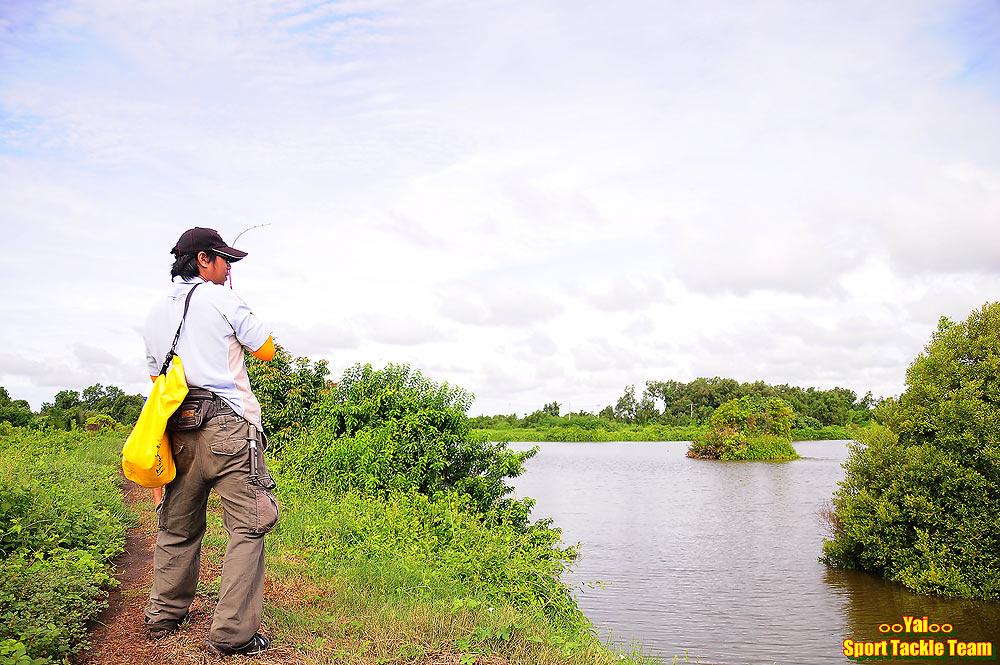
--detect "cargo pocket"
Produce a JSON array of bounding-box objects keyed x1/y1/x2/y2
[
  {"x1": 249, "y1": 485, "x2": 280, "y2": 535},
  {"x1": 210, "y1": 415, "x2": 249, "y2": 456}
]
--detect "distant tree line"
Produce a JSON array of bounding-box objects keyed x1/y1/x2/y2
[
  {"x1": 470, "y1": 377, "x2": 876, "y2": 430},
  {"x1": 0, "y1": 384, "x2": 144, "y2": 430}
]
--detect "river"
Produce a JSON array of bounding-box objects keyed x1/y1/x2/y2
[{"x1": 508, "y1": 440, "x2": 1000, "y2": 665}]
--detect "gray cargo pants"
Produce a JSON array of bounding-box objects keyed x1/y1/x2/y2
[{"x1": 144, "y1": 403, "x2": 280, "y2": 650}]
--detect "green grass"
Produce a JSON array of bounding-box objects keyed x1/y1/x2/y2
[
  {"x1": 255, "y1": 463, "x2": 666, "y2": 664},
  {"x1": 719, "y1": 434, "x2": 800, "y2": 461},
  {"x1": 476, "y1": 424, "x2": 852, "y2": 444},
  {"x1": 687, "y1": 430, "x2": 801, "y2": 462},
  {"x1": 789, "y1": 425, "x2": 850, "y2": 441},
  {"x1": 474, "y1": 425, "x2": 700, "y2": 443}
]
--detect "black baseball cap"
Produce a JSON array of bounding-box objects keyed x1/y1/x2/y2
[{"x1": 171, "y1": 227, "x2": 248, "y2": 262}]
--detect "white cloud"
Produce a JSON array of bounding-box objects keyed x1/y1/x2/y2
[
  {"x1": 363, "y1": 314, "x2": 444, "y2": 346},
  {"x1": 2, "y1": 0, "x2": 1000, "y2": 416},
  {"x1": 437, "y1": 284, "x2": 564, "y2": 327}
]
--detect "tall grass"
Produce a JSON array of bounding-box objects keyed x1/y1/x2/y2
[{"x1": 248, "y1": 464, "x2": 666, "y2": 664}]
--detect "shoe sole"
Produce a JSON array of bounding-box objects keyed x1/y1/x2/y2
[{"x1": 203, "y1": 636, "x2": 270, "y2": 657}]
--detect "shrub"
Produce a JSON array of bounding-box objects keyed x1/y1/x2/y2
[
  {"x1": 269, "y1": 361, "x2": 584, "y2": 624},
  {"x1": 84, "y1": 413, "x2": 118, "y2": 432},
  {"x1": 0, "y1": 427, "x2": 130, "y2": 661},
  {"x1": 0, "y1": 552, "x2": 116, "y2": 661},
  {"x1": 278, "y1": 363, "x2": 535, "y2": 518},
  {"x1": 687, "y1": 395, "x2": 798, "y2": 460},
  {"x1": 0, "y1": 639, "x2": 46, "y2": 665},
  {"x1": 245, "y1": 344, "x2": 329, "y2": 450},
  {"x1": 0, "y1": 389, "x2": 33, "y2": 429},
  {"x1": 822, "y1": 306, "x2": 1000, "y2": 599}
]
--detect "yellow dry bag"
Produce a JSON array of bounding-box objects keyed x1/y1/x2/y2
[
  {"x1": 122, "y1": 282, "x2": 201, "y2": 488},
  {"x1": 122, "y1": 355, "x2": 189, "y2": 487}
]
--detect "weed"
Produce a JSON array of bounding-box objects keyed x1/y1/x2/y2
[{"x1": 0, "y1": 428, "x2": 130, "y2": 662}]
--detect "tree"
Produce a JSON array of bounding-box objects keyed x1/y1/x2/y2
[
  {"x1": 53, "y1": 390, "x2": 81, "y2": 411},
  {"x1": 541, "y1": 401, "x2": 560, "y2": 417},
  {"x1": 635, "y1": 391, "x2": 658, "y2": 425},
  {"x1": 108, "y1": 393, "x2": 144, "y2": 425},
  {"x1": 245, "y1": 344, "x2": 329, "y2": 448},
  {"x1": 82, "y1": 384, "x2": 108, "y2": 409},
  {"x1": 614, "y1": 385, "x2": 637, "y2": 423},
  {"x1": 79, "y1": 383, "x2": 143, "y2": 425},
  {"x1": 280, "y1": 362, "x2": 535, "y2": 518},
  {"x1": 822, "y1": 304, "x2": 1000, "y2": 600},
  {"x1": 40, "y1": 390, "x2": 85, "y2": 430},
  {"x1": 0, "y1": 387, "x2": 33, "y2": 427}
]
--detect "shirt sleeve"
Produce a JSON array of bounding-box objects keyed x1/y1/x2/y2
[
  {"x1": 217, "y1": 288, "x2": 271, "y2": 352},
  {"x1": 145, "y1": 350, "x2": 160, "y2": 376},
  {"x1": 143, "y1": 308, "x2": 164, "y2": 375}
]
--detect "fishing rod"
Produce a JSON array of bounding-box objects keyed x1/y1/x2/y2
[{"x1": 228, "y1": 222, "x2": 271, "y2": 288}]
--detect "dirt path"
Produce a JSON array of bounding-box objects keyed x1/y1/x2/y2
[
  {"x1": 76, "y1": 480, "x2": 162, "y2": 665},
  {"x1": 78, "y1": 480, "x2": 505, "y2": 665},
  {"x1": 77, "y1": 480, "x2": 302, "y2": 665}
]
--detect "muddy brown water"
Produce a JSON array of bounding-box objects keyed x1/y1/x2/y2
[{"x1": 509, "y1": 440, "x2": 1000, "y2": 665}]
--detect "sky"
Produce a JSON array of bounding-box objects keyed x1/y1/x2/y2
[{"x1": 2, "y1": 0, "x2": 999, "y2": 416}]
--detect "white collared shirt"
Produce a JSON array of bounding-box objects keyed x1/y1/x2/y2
[{"x1": 143, "y1": 276, "x2": 270, "y2": 429}]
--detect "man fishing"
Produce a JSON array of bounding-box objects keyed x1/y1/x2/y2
[{"x1": 142, "y1": 227, "x2": 277, "y2": 656}]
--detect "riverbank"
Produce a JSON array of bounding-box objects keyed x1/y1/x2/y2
[
  {"x1": 1, "y1": 425, "x2": 678, "y2": 665},
  {"x1": 474, "y1": 424, "x2": 850, "y2": 443}
]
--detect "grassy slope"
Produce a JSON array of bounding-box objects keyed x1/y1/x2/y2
[{"x1": 244, "y1": 462, "x2": 668, "y2": 664}]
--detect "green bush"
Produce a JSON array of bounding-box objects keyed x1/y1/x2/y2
[
  {"x1": 268, "y1": 361, "x2": 588, "y2": 626},
  {"x1": 823, "y1": 306, "x2": 1000, "y2": 599},
  {"x1": 245, "y1": 344, "x2": 329, "y2": 450},
  {"x1": 0, "y1": 389, "x2": 34, "y2": 429},
  {"x1": 0, "y1": 552, "x2": 116, "y2": 661},
  {"x1": 789, "y1": 425, "x2": 850, "y2": 441},
  {"x1": 687, "y1": 395, "x2": 798, "y2": 460},
  {"x1": 0, "y1": 438, "x2": 127, "y2": 560},
  {"x1": 277, "y1": 363, "x2": 534, "y2": 517},
  {"x1": 0, "y1": 427, "x2": 130, "y2": 661},
  {"x1": 84, "y1": 413, "x2": 118, "y2": 432},
  {"x1": 0, "y1": 639, "x2": 46, "y2": 665}
]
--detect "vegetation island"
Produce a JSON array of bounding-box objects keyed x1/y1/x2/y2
[{"x1": 686, "y1": 394, "x2": 799, "y2": 461}]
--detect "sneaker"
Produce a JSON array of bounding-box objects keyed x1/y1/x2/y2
[
  {"x1": 204, "y1": 633, "x2": 271, "y2": 657},
  {"x1": 146, "y1": 611, "x2": 189, "y2": 640}
]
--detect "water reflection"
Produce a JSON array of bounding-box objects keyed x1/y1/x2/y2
[
  {"x1": 827, "y1": 567, "x2": 999, "y2": 664},
  {"x1": 509, "y1": 440, "x2": 1000, "y2": 665}
]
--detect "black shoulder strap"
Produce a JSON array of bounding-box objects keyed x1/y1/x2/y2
[{"x1": 158, "y1": 282, "x2": 202, "y2": 376}]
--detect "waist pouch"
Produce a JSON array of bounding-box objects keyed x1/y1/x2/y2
[{"x1": 167, "y1": 388, "x2": 222, "y2": 431}]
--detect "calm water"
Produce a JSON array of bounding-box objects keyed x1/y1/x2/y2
[{"x1": 509, "y1": 440, "x2": 1000, "y2": 665}]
